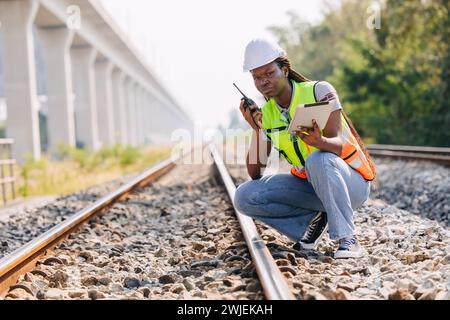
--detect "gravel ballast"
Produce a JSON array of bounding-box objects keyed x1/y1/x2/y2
[{"x1": 2, "y1": 157, "x2": 449, "y2": 300}]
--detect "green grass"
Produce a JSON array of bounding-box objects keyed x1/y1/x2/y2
[{"x1": 14, "y1": 144, "x2": 173, "y2": 198}]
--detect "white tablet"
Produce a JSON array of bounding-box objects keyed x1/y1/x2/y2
[{"x1": 287, "y1": 100, "x2": 335, "y2": 134}]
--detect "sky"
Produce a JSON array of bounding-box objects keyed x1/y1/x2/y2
[{"x1": 100, "y1": 0, "x2": 339, "y2": 130}]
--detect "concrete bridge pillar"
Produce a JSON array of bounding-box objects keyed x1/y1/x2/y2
[
  {"x1": 125, "y1": 79, "x2": 137, "y2": 146},
  {"x1": 134, "y1": 84, "x2": 142, "y2": 146},
  {"x1": 137, "y1": 87, "x2": 146, "y2": 145},
  {"x1": 147, "y1": 93, "x2": 167, "y2": 144},
  {"x1": 37, "y1": 26, "x2": 76, "y2": 152},
  {"x1": 143, "y1": 91, "x2": 152, "y2": 144},
  {"x1": 0, "y1": 0, "x2": 40, "y2": 161},
  {"x1": 111, "y1": 69, "x2": 128, "y2": 145},
  {"x1": 133, "y1": 86, "x2": 141, "y2": 146},
  {"x1": 71, "y1": 46, "x2": 100, "y2": 150},
  {"x1": 94, "y1": 59, "x2": 115, "y2": 147}
]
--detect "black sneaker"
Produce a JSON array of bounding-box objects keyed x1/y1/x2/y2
[{"x1": 294, "y1": 211, "x2": 328, "y2": 250}]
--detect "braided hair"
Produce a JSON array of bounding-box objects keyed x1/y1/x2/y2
[{"x1": 274, "y1": 57, "x2": 310, "y2": 83}]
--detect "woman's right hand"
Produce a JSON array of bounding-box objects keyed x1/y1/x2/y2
[{"x1": 239, "y1": 100, "x2": 262, "y2": 131}]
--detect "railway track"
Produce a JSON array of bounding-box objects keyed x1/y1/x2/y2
[
  {"x1": 1, "y1": 143, "x2": 448, "y2": 300},
  {"x1": 0, "y1": 144, "x2": 295, "y2": 300},
  {"x1": 0, "y1": 156, "x2": 176, "y2": 297},
  {"x1": 367, "y1": 144, "x2": 450, "y2": 165}
]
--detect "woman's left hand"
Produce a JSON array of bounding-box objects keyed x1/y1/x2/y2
[{"x1": 294, "y1": 119, "x2": 324, "y2": 148}]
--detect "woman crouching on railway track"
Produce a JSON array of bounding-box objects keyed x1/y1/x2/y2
[{"x1": 234, "y1": 38, "x2": 377, "y2": 259}]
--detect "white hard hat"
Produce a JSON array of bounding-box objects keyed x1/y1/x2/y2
[{"x1": 243, "y1": 38, "x2": 286, "y2": 72}]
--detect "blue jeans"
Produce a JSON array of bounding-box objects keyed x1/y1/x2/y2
[{"x1": 234, "y1": 151, "x2": 370, "y2": 241}]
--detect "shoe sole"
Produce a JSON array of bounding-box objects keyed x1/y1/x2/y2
[
  {"x1": 299, "y1": 224, "x2": 328, "y2": 250},
  {"x1": 334, "y1": 248, "x2": 366, "y2": 259}
]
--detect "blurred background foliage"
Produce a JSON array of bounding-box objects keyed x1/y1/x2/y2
[
  {"x1": 16, "y1": 144, "x2": 172, "y2": 198},
  {"x1": 269, "y1": 0, "x2": 449, "y2": 146}
]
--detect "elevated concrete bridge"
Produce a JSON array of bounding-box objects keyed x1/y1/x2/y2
[{"x1": 0, "y1": 0, "x2": 193, "y2": 161}]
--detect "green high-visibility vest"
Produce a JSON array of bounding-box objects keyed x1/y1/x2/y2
[
  {"x1": 262, "y1": 80, "x2": 376, "y2": 181},
  {"x1": 261, "y1": 80, "x2": 319, "y2": 167}
]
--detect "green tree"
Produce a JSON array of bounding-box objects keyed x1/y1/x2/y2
[
  {"x1": 334, "y1": 0, "x2": 450, "y2": 146},
  {"x1": 269, "y1": 0, "x2": 450, "y2": 146},
  {"x1": 268, "y1": 0, "x2": 374, "y2": 81}
]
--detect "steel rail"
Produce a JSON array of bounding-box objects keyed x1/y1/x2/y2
[
  {"x1": 367, "y1": 144, "x2": 450, "y2": 155},
  {"x1": 367, "y1": 147, "x2": 450, "y2": 165},
  {"x1": 0, "y1": 152, "x2": 182, "y2": 296},
  {"x1": 209, "y1": 144, "x2": 295, "y2": 300},
  {"x1": 0, "y1": 144, "x2": 295, "y2": 300}
]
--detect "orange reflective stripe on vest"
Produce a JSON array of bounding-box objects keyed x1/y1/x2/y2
[
  {"x1": 340, "y1": 118, "x2": 375, "y2": 181},
  {"x1": 291, "y1": 167, "x2": 307, "y2": 180}
]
